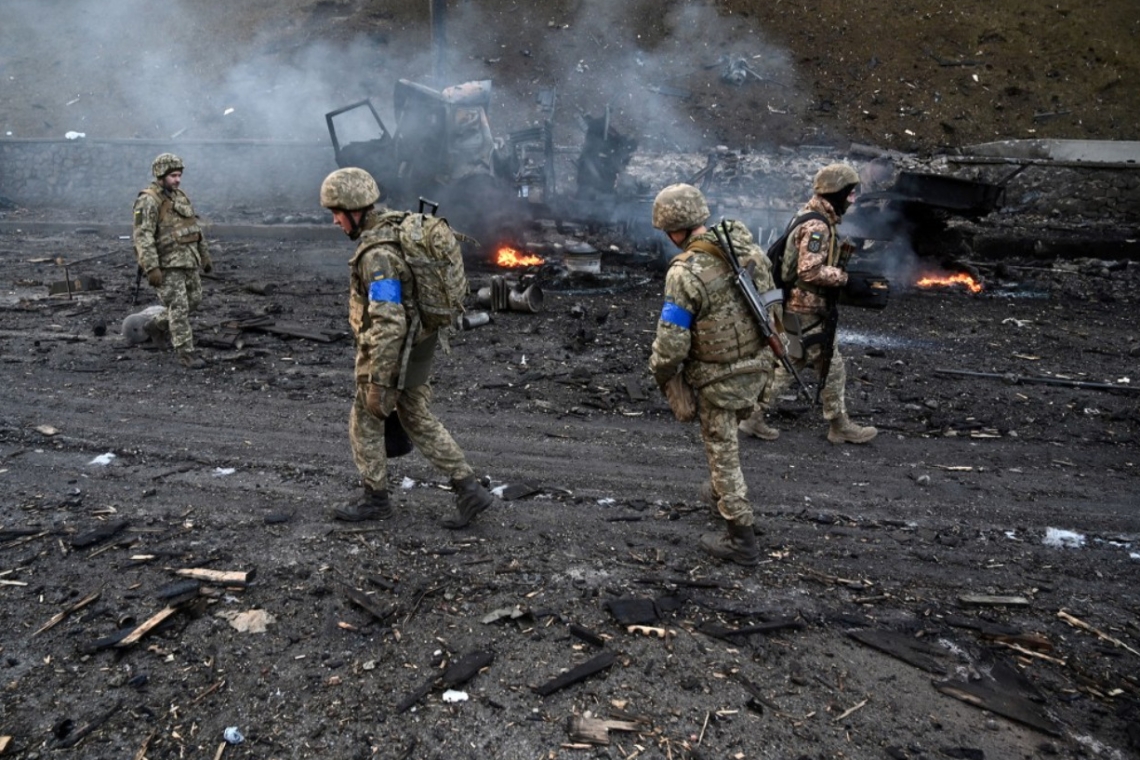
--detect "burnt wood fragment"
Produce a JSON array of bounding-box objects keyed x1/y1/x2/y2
[
  {"x1": 933, "y1": 658, "x2": 1061, "y2": 736},
  {"x1": 343, "y1": 586, "x2": 396, "y2": 623},
  {"x1": 534, "y1": 651, "x2": 617, "y2": 697},
  {"x1": 69, "y1": 519, "x2": 128, "y2": 549},
  {"x1": 569, "y1": 623, "x2": 606, "y2": 648},
  {"x1": 848, "y1": 629, "x2": 948, "y2": 675},
  {"x1": 605, "y1": 597, "x2": 659, "y2": 626},
  {"x1": 48, "y1": 699, "x2": 123, "y2": 749},
  {"x1": 441, "y1": 650, "x2": 494, "y2": 686},
  {"x1": 697, "y1": 618, "x2": 804, "y2": 642},
  {"x1": 33, "y1": 588, "x2": 101, "y2": 636}
]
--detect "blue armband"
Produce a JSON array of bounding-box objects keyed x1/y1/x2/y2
[
  {"x1": 660, "y1": 301, "x2": 693, "y2": 330},
  {"x1": 369, "y1": 277, "x2": 402, "y2": 304}
]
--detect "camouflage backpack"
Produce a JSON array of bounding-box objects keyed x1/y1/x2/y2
[{"x1": 388, "y1": 211, "x2": 468, "y2": 333}]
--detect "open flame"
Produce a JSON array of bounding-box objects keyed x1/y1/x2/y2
[
  {"x1": 494, "y1": 246, "x2": 544, "y2": 268},
  {"x1": 916, "y1": 272, "x2": 983, "y2": 293}
]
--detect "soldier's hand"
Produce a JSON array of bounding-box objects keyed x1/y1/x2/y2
[
  {"x1": 146, "y1": 268, "x2": 163, "y2": 288},
  {"x1": 365, "y1": 383, "x2": 400, "y2": 418},
  {"x1": 200, "y1": 252, "x2": 213, "y2": 273}
]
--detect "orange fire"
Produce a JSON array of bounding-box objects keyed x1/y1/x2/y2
[
  {"x1": 494, "y1": 246, "x2": 544, "y2": 268},
  {"x1": 916, "y1": 272, "x2": 983, "y2": 293}
]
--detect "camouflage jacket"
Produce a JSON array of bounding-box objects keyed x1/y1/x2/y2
[
  {"x1": 649, "y1": 222, "x2": 771, "y2": 410},
  {"x1": 786, "y1": 195, "x2": 848, "y2": 316},
  {"x1": 132, "y1": 182, "x2": 208, "y2": 272},
  {"x1": 348, "y1": 210, "x2": 423, "y2": 387}
]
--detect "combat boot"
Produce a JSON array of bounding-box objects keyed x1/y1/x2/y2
[
  {"x1": 177, "y1": 350, "x2": 206, "y2": 370},
  {"x1": 827, "y1": 415, "x2": 878, "y2": 445},
  {"x1": 738, "y1": 410, "x2": 780, "y2": 441},
  {"x1": 443, "y1": 474, "x2": 494, "y2": 529},
  {"x1": 332, "y1": 485, "x2": 391, "y2": 522},
  {"x1": 699, "y1": 520, "x2": 759, "y2": 567}
]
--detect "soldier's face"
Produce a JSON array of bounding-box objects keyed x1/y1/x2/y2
[
  {"x1": 162, "y1": 171, "x2": 182, "y2": 191},
  {"x1": 331, "y1": 209, "x2": 361, "y2": 237}
]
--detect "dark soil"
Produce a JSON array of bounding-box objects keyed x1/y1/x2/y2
[{"x1": 1, "y1": 227, "x2": 1139, "y2": 758}]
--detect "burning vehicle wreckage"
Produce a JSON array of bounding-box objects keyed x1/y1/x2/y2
[{"x1": 325, "y1": 77, "x2": 1004, "y2": 315}]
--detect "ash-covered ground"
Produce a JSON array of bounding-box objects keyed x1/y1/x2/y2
[{"x1": 0, "y1": 217, "x2": 1138, "y2": 758}]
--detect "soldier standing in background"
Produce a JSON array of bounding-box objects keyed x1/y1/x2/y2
[
  {"x1": 319, "y1": 167, "x2": 497, "y2": 529},
  {"x1": 739, "y1": 163, "x2": 877, "y2": 444},
  {"x1": 132, "y1": 153, "x2": 212, "y2": 370},
  {"x1": 649, "y1": 183, "x2": 774, "y2": 567}
]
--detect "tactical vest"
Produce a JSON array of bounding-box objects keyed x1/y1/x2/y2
[
  {"x1": 138, "y1": 186, "x2": 203, "y2": 258},
  {"x1": 674, "y1": 238, "x2": 763, "y2": 364}
]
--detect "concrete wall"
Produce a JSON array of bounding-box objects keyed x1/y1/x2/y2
[{"x1": 0, "y1": 138, "x2": 335, "y2": 216}]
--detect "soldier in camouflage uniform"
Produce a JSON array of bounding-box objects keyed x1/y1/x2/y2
[
  {"x1": 132, "y1": 153, "x2": 212, "y2": 369},
  {"x1": 739, "y1": 163, "x2": 877, "y2": 444},
  {"x1": 649, "y1": 183, "x2": 776, "y2": 566},
  {"x1": 319, "y1": 167, "x2": 496, "y2": 528}
]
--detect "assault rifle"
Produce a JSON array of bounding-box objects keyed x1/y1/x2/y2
[
  {"x1": 712, "y1": 220, "x2": 814, "y2": 405},
  {"x1": 132, "y1": 265, "x2": 144, "y2": 305}
]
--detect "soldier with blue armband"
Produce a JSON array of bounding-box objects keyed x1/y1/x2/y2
[{"x1": 648, "y1": 184, "x2": 774, "y2": 567}]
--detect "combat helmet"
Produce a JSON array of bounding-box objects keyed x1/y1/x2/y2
[
  {"x1": 151, "y1": 153, "x2": 184, "y2": 179},
  {"x1": 320, "y1": 167, "x2": 383, "y2": 211},
  {"x1": 812, "y1": 163, "x2": 860, "y2": 195},
  {"x1": 652, "y1": 183, "x2": 710, "y2": 232}
]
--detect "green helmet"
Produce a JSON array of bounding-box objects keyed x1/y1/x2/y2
[
  {"x1": 812, "y1": 163, "x2": 860, "y2": 194},
  {"x1": 151, "y1": 153, "x2": 184, "y2": 179},
  {"x1": 319, "y1": 167, "x2": 382, "y2": 210},
  {"x1": 652, "y1": 183, "x2": 710, "y2": 232}
]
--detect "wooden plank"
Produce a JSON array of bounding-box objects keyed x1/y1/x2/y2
[
  {"x1": 959, "y1": 594, "x2": 1031, "y2": 607},
  {"x1": 174, "y1": 568, "x2": 254, "y2": 587},
  {"x1": 116, "y1": 606, "x2": 179, "y2": 648},
  {"x1": 534, "y1": 651, "x2": 617, "y2": 697}
]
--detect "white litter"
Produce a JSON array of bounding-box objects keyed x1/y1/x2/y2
[
  {"x1": 401, "y1": 476, "x2": 417, "y2": 490},
  {"x1": 597, "y1": 497, "x2": 616, "y2": 506},
  {"x1": 89, "y1": 453, "x2": 116, "y2": 466},
  {"x1": 492, "y1": 484, "x2": 507, "y2": 497},
  {"x1": 441, "y1": 690, "x2": 469, "y2": 703},
  {"x1": 213, "y1": 467, "x2": 236, "y2": 477},
  {"x1": 223, "y1": 107, "x2": 235, "y2": 116},
  {"x1": 64, "y1": 131, "x2": 86, "y2": 140},
  {"x1": 223, "y1": 726, "x2": 244, "y2": 744},
  {"x1": 1043, "y1": 527, "x2": 1085, "y2": 549}
]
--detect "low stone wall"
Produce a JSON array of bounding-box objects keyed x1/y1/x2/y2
[{"x1": 0, "y1": 138, "x2": 335, "y2": 216}]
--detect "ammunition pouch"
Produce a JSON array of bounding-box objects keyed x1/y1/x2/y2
[
  {"x1": 840, "y1": 270, "x2": 890, "y2": 310},
  {"x1": 691, "y1": 315, "x2": 763, "y2": 364}
]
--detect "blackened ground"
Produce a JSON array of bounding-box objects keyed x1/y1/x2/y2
[{"x1": 0, "y1": 228, "x2": 1138, "y2": 759}]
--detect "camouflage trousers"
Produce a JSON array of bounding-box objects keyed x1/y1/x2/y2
[
  {"x1": 699, "y1": 400, "x2": 754, "y2": 527},
  {"x1": 152, "y1": 268, "x2": 202, "y2": 352},
  {"x1": 349, "y1": 381, "x2": 473, "y2": 491},
  {"x1": 760, "y1": 317, "x2": 847, "y2": 421}
]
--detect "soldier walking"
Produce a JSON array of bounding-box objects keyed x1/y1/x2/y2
[
  {"x1": 131, "y1": 153, "x2": 212, "y2": 369},
  {"x1": 739, "y1": 163, "x2": 877, "y2": 444},
  {"x1": 319, "y1": 167, "x2": 497, "y2": 528},
  {"x1": 648, "y1": 184, "x2": 775, "y2": 567}
]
